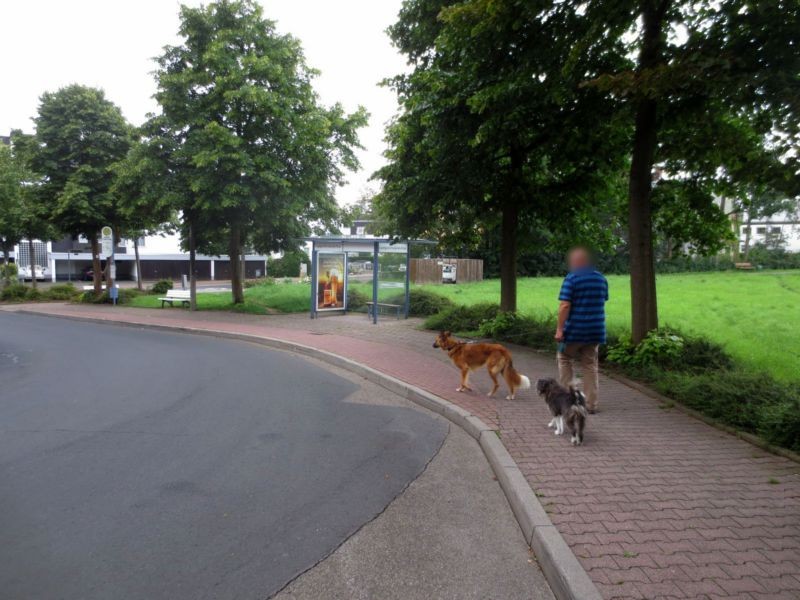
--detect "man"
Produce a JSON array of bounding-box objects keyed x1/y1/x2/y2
[{"x1": 554, "y1": 247, "x2": 608, "y2": 413}]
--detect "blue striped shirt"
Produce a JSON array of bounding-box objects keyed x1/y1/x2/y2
[{"x1": 558, "y1": 267, "x2": 609, "y2": 344}]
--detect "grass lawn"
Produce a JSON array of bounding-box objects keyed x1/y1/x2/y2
[
  {"x1": 128, "y1": 271, "x2": 799, "y2": 381},
  {"x1": 429, "y1": 271, "x2": 800, "y2": 382},
  {"x1": 128, "y1": 281, "x2": 311, "y2": 315}
]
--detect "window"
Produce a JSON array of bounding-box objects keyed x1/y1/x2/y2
[
  {"x1": 742, "y1": 226, "x2": 750, "y2": 234},
  {"x1": 356, "y1": 226, "x2": 365, "y2": 236},
  {"x1": 770, "y1": 227, "x2": 781, "y2": 234},
  {"x1": 756, "y1": 227, "x2": 767, "y2": 234},
  {"x1": 137, "y1": 237, "x2": 146, "y2": 247}
]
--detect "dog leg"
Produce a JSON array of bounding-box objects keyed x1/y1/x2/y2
[
  {"x1": 547, "y1": 418, "x2": 557, "y2": 429},
  {"x1": 555, "y1": 416, "x2": 565, "y2": 435},
  {"x1": 487, "y1": 368, "x2": 500, "y2": 397}
]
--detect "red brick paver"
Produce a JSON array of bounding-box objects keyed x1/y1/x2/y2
[{"x1": 7, "y1": 304, "x2": 800, "y2": 600}]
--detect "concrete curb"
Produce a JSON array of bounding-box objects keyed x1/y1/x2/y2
[{"x1": 15, "y1": 309, "x2": 602, "y2": 600}]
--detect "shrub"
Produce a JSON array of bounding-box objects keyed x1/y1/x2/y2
[
  {"x1": 606, "y1": 328, "x2": 735, "y2": 373},
  {"x1": 25, "y1": 288, "x2": 44, "y2": 301},
  {"x1": 385, "y1": 289, "x2": 455, "y2": 316},
  {"x1": 244, "y1": 278, "x2": 275, "y2": 289},
  {"x1": 80, "y1": 288, "x2": 141, "y2": 305},
  {"x1": 424, "y1": 302, "x2": 501, "y2": 332},
  {"x1": 758, "y1": 395, "x2": 800, "y2": 452},
  {"x1": 268, "y1": 249, "x2": 309, "y2": 278},
  {"x1": 45, "y1": 283, "x2": 79, "y2": 300},
  {"x1": 151, "y1": 279, "x2": 173, "y2": 294},
  {"x1": 478, "y1": 311, "x2": 556, "y2": 350},
  {"x1": 1, "y1": 262, "x2": 18, "y2": 283},
  {"x1": 654, "y1": 371, "x2": 796, "y2": 435},
  {"x1": 347, "y1": 288, "x2": 369, "y2": 310},
  {"x1": 1, "y1": 283, "x2": 29, "y2": 301}
]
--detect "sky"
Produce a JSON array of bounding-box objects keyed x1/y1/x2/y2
[{"x1": 0, "y1": 0, "x2": 407, "y2": 206}]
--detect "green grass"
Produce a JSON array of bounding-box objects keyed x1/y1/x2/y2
[
  {"x1": 428, "y1": 271, "x2": 800, "y2": 382},
  {"x1": 129, "y1": 282, "x2": 311, "y2": 315},
  {"x1": 127, "y1": 270, "x2": 800, "y2": 382}
]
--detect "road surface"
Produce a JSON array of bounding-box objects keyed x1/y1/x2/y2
[{"x1": 0, "y1": 313, "x2": 447, "y2": 599}]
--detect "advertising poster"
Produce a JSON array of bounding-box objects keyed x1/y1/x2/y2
[{"x1": 316, "y1": 253, "x2": 346, "y2": 311}]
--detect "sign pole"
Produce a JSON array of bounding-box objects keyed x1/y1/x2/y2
[{"x1": 372, "y1": 241, "x2": 379, "y2": 325}]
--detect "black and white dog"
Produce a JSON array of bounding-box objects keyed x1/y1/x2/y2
[{"x1": 536, "y1": 378, "x2": 588, "y2": 446}]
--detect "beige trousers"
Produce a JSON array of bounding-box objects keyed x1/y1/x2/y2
[{"x1": 556, "y1": 344, "x2": 599, "y2": 410}]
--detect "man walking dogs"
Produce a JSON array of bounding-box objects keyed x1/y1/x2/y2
[{"x1": 555, "y1": 248, "x2": 609, "y2": 414}]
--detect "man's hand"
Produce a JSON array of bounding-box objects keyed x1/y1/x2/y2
[{"x1": 554, "y1": 328, "x2": 564, "y2": 342}]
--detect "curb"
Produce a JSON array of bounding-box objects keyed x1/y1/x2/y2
[{"x1": 17, "y1": 309, "x2": 601, "y2": 600}]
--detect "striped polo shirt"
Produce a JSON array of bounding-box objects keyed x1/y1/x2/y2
[{"x1": 558, "y1": 267, "x2": 609, "y2": 344}]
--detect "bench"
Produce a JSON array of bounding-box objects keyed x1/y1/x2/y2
[
  {"x1": 366, "y1": 301, "x2": 402, "y2": 319},
  {"x1": 159, "y1": 289, "x2": 191, "y2": 308},
  {"x1": 735, "y1": 262, "x2": 755, "y2": 270},
  {"x1": 81, "y1": 285, "x2": 107, "y2": 291}
]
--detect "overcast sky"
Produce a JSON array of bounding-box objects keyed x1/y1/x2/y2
[{"x1": 0, "y1": 0, "x2": 407, "y2": 206}]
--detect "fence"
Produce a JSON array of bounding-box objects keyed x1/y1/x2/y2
[{"x1": 410, "y1": 258, "x2": 483, "y2": 284}]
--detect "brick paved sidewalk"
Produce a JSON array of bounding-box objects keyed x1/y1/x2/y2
[{"x1": 7, "y1": 304, "x2": 800, "y2": 600}]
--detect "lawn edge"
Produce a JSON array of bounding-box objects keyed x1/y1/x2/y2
[{"x1": 14, "y1": 308, "x2": 600, "y2": 600}]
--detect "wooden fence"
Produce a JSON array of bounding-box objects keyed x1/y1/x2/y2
[{"x1": 410, "y1": 258, "x2": 483, "y2": 284}]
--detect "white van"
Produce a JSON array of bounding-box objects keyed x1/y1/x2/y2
[{"x1": 442, "y1": 264, "x2": 457, "y2": 284}]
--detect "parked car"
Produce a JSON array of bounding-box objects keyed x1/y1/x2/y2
[
  {"x1": 18, "y1": 265, "x2": 48, "y2": 281},
  {"x1": 442, "y1": 264, "x2": 457, "y2": 284}
]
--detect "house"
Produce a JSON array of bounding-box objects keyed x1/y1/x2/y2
[{"x1": 738, "y1": 210, "x2": 800, "y2": 253}]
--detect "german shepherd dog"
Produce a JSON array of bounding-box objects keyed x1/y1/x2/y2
[
  {"x1": 536, "y1": 378, "x2": 587, "y2": 446},
  {"x1": 433, "y1": 331, "x2": 531, "y2": 399}
]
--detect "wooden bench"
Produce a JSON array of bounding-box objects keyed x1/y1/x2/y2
[
  {"x1": 366, "y1": 301, "x2": 402, "y2": 319},
  {"x1": 159, "y1": 289, "x2": 191, "y2": 308},
  {"x1": 735, "y1": 262, "x2": 755, "y2": 270}
]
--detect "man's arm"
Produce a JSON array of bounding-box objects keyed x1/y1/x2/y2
[{"x1": 555, "y1": 300, "x2": 570, "y2": 341}]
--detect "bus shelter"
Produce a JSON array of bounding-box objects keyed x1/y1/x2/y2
[{"x1": 305, "y1": 237, "x2": 434, "y2": 324}]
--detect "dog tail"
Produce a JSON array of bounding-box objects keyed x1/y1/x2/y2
[
  {"x1": 505, "y1": 360, "x2": 530, "y2": 390},
  {"x1": 569, "y1": 385, "x2": 587, "y2": 407},
  {"x1": 567, "y1": 403, "x2": 587, "y2": 446}
]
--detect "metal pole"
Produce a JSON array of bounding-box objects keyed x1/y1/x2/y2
[
  {"x1": 372, "y1": 241, "x2": 379, "y2": 324},
  {"x1": 68, "y1": 252, "x2": 71, "y2": 282},
  {"x1": 404, "y1": 243, "x2": 411, "y2": 319},
  {"x1": 310, "y1": 247, "x2": 317, "y2": 319}
]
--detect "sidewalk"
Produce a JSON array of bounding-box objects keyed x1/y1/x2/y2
[{"x1": 7, "y1": 303, "x2": 800, "y2": 600}]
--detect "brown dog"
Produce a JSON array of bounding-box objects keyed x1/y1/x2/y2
[{"x1": 433, "y1": 331, "x2": 531, "y2": 399}]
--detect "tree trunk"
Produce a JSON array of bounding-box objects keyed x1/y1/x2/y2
[
  {"x1": 743, "y1": 215, "x2": 753, "y2": 259},
  {"x1": 105, "y1": 228, "x2": 116, "y2": 299},
  {"x1": 2, "y1": 246, "x2": 9, "y2": 266},
  {"x1": 28, "y1": 237, "x2": 37, "y2": 290},
  {"x1": 90, "y1": 235, "x2": 103, "y2": 296},
  {"x1": 189, "y1": 221, "x2": 197, "y2": 311},
  {"x1": 133, "y1": 236, "x2": 143, "y2": 291},
  {"x1": 499, "y1": 201, "x2": 518, "y2": 313},
  {"x1": 628, "y1": 0, "x2": 668, "y2": 344},
  {"x1": 229, "y1": 224, "x2": 244, "y2": 304}
]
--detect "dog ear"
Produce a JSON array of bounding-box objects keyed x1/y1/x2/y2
[{"x1": 443, "y1": 331, "x2": 451, "y2": 337}]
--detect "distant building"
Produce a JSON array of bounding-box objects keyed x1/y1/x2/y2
[
  {"x1": 738, "y1": 210, "x2": 800, "y2": 253},
  {"x1": 13, "y1": 231, "x2": 267, "y2": 282},
  {"x1": 0, "y1": 135, "x2": 10, "y2": 146}
]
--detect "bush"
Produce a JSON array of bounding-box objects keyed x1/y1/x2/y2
[
  {"x1": 25, "y1": 288, "x2": 44, "y2": 301},
  {"x1": 347, "y1": 288, "x2": 369, "y2": 310},
  {"x1": 1, "y1": 262, "x2": 18, "y2": 283},
  {"x1": 151, "y1": 279, "x2": 173, "y2": 294},
  {"x1": 759, "y1": 396, "x2": 800, "y2": 452},
  {"x1": 478, "y1": 311, "x2": 556, "y2": 350},
  {"x1": 1, "y1": 282, "x2": 30, "y2": 301},
  {"x1": 385, "y1": 289, "x2": 455, "y2": 316},
  {"x1": 655, "y1": 371, "x2": 799, "y2": 438},
  {"x1": 244, "y1": 277, "x2": 275, "y2": 289},
  {"x1": 424, "y1": 302, "x2": 501, "y2": 332},
  {"x1": 268, "y1": 249, "x2": 309, "y2": 278},
  {"x1": 747, "y1": 245, "x2": 800, "y2": 270},
  {"x1": 606, "y1": 328, "x2": 734, "y2": 373},
  {"x1": 45, "y1": 283, "x2": 80, "y2": 301},
  {"x1": 80, "y1": 288, "x2": 142, "y2": 305}
]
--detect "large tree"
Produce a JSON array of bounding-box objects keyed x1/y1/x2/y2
[
  {"x1": 375, "y1": 0, "x2": 630, "y2": 312},
  {"x1": 153, "y1": 0, "x2": 366, "y2": 304},
  {"x1": 0, "y1": 143, "x2": 24, "y2": 265},
  {"x1": 33, "y1": 84, "x2": 132, "y2": 295},
  {"x1": 585, "y1": 0, "x2": 800, "y2": 341}
]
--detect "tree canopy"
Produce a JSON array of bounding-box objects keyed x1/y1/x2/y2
[{"x1": 152, "y1": 0, "x2": 367, "y2": 303}]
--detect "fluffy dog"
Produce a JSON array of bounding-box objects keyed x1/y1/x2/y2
[
  {"x1": 536, "y1": 378, "x2": 587, "y2": 446},
  {"x1": 433, "y1": 331, "x2": 531, "y2": 399}
]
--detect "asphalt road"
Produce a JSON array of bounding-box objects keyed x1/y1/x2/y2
[{"x1": 0, "y1": 313, "x2": 447, "y2": 600}]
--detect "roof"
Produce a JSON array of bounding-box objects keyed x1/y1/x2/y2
[{"x1": 304, "y1": 236, "x2": 436, "y2": 245}]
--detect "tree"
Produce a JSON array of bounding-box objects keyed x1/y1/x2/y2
[
  {"x1": 33, "y1": 84, "x2": 132, "y2": 295},
  {"x1": 112, "y1": 139, "x2": 178, "y2": 291},
  {"x1": 584, "y1": 0, "x2": 800, "y2": 341},
  {"x1": 375, "y1": 0, "x2": 630, "y2": 312},
  {"x1": 0, "y1": 132, "x2": 52, "y2": 288},
  {"x1": 153, "y1": 0, "x2": 366, "y2": 304}
]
